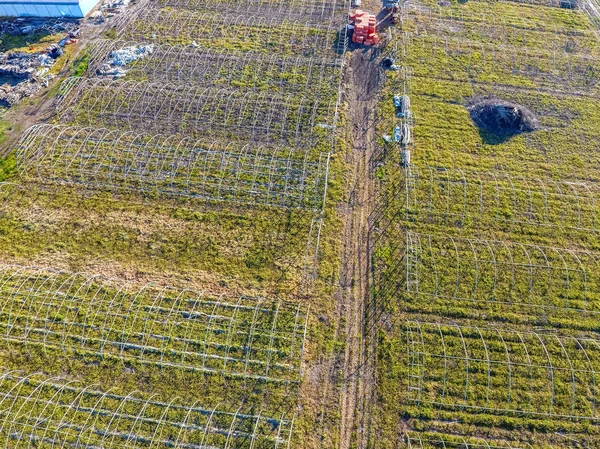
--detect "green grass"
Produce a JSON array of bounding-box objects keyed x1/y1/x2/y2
[
  {"x1": 0, "y1": 152, "x2": 14, "y2": 181},
  {"x1": 0, "y1": 30, "x2": 56, "y2": 52},
  {"x1": 373, "y1": 0, "x2": 600, "y2": 446},
  {"x1": 70, "y1": 53, "x2": 89, "y2": 77},
  {"x1": 0, "y1": 8, "x2": 351, "y2": 449}
]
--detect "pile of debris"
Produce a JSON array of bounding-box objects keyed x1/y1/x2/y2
[
  {"x1": 97, "y1": 44, "x2": 154, "y2": 78},
  {"x1": 100, "y1": 0, "x2": 131, "y2": 15},
  {"x1": 101, "y1": 0, "x2": 130, "y2": 9},
  {"x1": 0, "y1": 52, "x2": 52, "y2": 78},
  {"x1": 0, "y1": 51, "x2": 58, "y2": 106},
  {"x1": 468, "y1": 97, "x2": 538, "y2": 139},
  {"x1": 0, "y1": 18, "x2": 79, "y2": 37},
  {"x1": 89, "y1": 0, "x2": 131, "y2": 21},
  {"x1": 0, "y1": 17, "x2": 82, "y2": 107}
]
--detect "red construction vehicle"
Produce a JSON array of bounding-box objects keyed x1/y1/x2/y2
[{"x1": 349, "y1": 10, "x2": 380, "y2": 46}]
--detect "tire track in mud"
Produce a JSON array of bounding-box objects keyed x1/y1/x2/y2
[{"x1": 338, "y1": 47, "x2": 382, "y2": 449}]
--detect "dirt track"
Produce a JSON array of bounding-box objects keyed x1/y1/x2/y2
[{"x1": 337, "y1": 47, "x2": 382, "y2": 449}]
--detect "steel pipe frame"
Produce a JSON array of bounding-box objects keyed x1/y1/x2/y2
[
  {"x1": 403, "y1": 32, "x2": 600, "y2": 93},
  {"x1": 405, "y1": 231, "x2": 600, "y2": 312},
  {"x1": 408, "y1": 3, "x2": 598, "y2": 40},
  {"x1": 119, "y1": 10, "x2": 341, "y2": 61},
  {"x1": 0, "y1": 372, "x2": 293, "y2": 449},
  {"x1": 405, "y1": 320, "x2": 600, "y2": 419},
  {"x1": 17, "y1": 124, "x2": 330, "y2": 211},
  {"x1": 407, "y1": 165, "x2": 600, "y2": 232},
  {"x1": 150, "y1": 0, "x2": 349, "y2": 23},
  {"x1": 403, "y1": 431, "x2": 538, "y2": 449},
  {"x1": 0, "y1": 265, "x2": 308, "y2": 383},
  {"x1": 87, "y1": 41, "x2": 343, "y2": 94},
  {"x1": 55, "y1": 78, "x2": 334, "y2": 145}
]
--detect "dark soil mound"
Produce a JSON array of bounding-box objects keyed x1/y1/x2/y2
[{"x1": 468, "y1": 98, "x2": 538, "y2": 139}]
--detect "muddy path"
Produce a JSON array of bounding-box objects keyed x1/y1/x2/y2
[{"x1": 337, "y1": 47, "x2": 383, "y2": 449}]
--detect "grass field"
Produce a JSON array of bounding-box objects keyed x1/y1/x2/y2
[
  {"x1": 1, "y1": 0, "x2": 598, "y2": 446},
  {"x1": 0, "y1": 1, "x2": 351, "y2": 447},
  {"x1": 373, "y1": 0, "x2": 600, "y2": 446}
]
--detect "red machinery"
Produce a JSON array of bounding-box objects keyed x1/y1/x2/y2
[{"x1": 349, "y1": 10, "x2": 380, "y2": 46}]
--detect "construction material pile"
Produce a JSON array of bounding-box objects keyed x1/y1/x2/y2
[{"x1": 349, "y1": 10, "x2": 379, "y2": 46}]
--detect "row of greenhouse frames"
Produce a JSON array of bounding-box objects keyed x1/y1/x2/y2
[
  {"x1": 15, "y1": 2, "x2": 350, "y2": 212},
  {"x1": 1, "y1": 0, "x2": 351, "y2": 447},
  {"x1": 390, "y1": 1, "x2": 600, "y2": 443}
]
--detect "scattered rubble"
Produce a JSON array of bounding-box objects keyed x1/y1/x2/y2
[
  {"x1": 0, "y1": 18, "x2": 79, "y2": 37},
  {"x1": 0, "y1": 52, "x2": 57, "y2": 106},
  {"x1": 468, "y1": 97, "x2": 538, "y2": 139},
  {"x1": 97, "y1": 45, "x2": 154, "y2": 78},
  {"x1": 0, "y1": 52, "x2": 49, "y2": 78},
  {"x1": 99, "y1": 0, "x2": 131, "y2": 17},
  {"x1": 0, "y1": 78, "x2": 46, "y2": 107},
  {"x1": 0, "y1": 18, "x2": 80, "y2": 107},
  {"x1": 101, "y1": 0, "x2": 130, "y2": 9}
]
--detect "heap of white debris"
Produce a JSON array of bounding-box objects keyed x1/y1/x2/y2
[{"x1": 97, "y1": 44, "x2": 154, "y2": 78}]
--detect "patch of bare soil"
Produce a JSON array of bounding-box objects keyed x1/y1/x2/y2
[{"x1": 337, "y1": 47, "x2": 383, "y2": 449}]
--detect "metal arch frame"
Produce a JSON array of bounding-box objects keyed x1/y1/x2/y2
[
  {"x1": 54, "y1": 77, "x2": 335, "y2": 145},
  {"x1": 515, "y1": 331, "x2": 535, "y2": 413},
  {"x1": 154, "y1": 0, "x2": 349, "y2": 22},
  {"x1": 73, "y1": 385, "x2": 120, "y2": 448},
  {"x1": 407, "y1": 165, "x2": 600, "y2": 232},
  {"x1": 0, "y1": 373, "x2": 62, "y2": 447},
  {"x1": 47, "y1": 382, "x2": 101, "y2": 449},
  {"x1": 201, "y1": 294, "x2": 225, "y2": 376},
  {"x1": 24, "y1": 376, "x2": 82, "y2": 449},
  {"x1": 17, "y1": 124, "x2": 331, "y2": 212},
  {"x1": 146, "y1": 395, "x2": 181, "y2": 448},
  {"x1": 120, "y1": 392, "x2": 160, "y2": 448},
  {"x1": 403, "y1": 431, "x2": 549, "y2": 449},
  {"x1": 407, "y1": 31, "x2": 600, "y2": 89},
  {"x1": 406, "y1": 231, "x2": 599, "y2": 312},
  {"x1": 89, "y1": 40, "x2": 343, "y2": 94},
  {"x1": 179, "y1": 290, "x2": 205, "y2": 372},
  {"x1": 118, "y1": 9, "x2": 340, "y2": 62},
  {"x1": 0, "y1": 265, "x2": 309, "y2": 385},
  {"x1": 157, "y1": 287, "x2": 193, "y2": 367},
  {"x1": 405, "y1": 320, "x2": 426, "y2": 404},
  {"x1": 404, "y1": 8, "x2": 600, "y2": 90},
  {"x1": 222, "y1": 296, "x2": 245, "y2": 375},
  {"x1": 404, "y1": 320, "x2": 600, "y2": 419},
  {"x1": 415, "y1": 3, "x2": 597, "y2": 44},
  {"x1": 96, "y1": 389, "x2": 143, "y2": 448}
]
